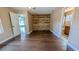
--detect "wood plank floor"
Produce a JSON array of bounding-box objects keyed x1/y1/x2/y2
[{"x1": 0, "y1": 31, "x2": 67, "y2": 51}]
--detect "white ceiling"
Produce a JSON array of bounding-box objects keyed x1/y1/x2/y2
[
  {"x1": 11, "y1": 7, "x2": 56, "y2": 14},
  {"x1": 29, "y1": 7, "x2": 56, "y2": 14},
  {"x1": 10, "y1": 7, "x2": 27, "y2": 11}
]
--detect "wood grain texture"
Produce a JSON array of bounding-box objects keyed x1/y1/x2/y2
[
  {"x1": 32, "y1": 15, "x2": 50, "y2": 31},
  {"x1": 0, "y1": 31, "x2": 66, "y2": 51}
]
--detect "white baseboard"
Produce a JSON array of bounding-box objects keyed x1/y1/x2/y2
[
  {"x1": 50, "y1": 29, "x2": 60, "y2": 38},
  {"x1": 0, "y1": 36, "x2": 13, "y2": 44},
  {"x1": 68, "y1": 41, "x2": 79, "y2": 51},
  {"x1": 27, "y1": 30, "x2": 33, "y2": 34},
  {"x1": 0, "y1": 34, "x2": 20, "y2": 44}
]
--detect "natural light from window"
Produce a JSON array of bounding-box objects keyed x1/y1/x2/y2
[{"x1": 0, "y1": 18, "x2": 4, "y2": 34}]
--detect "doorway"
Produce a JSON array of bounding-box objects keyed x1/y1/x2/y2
[
  {"x1": 18, "y1": 15, "x2": 26, "y2": 34},
  {"x1": 61, "y1": 8, "x2": 74, "y2": 39},
  {"x1": 18, "y1": 15, "x2": 27, "y2": 40},
  {"x1": 10, "y1": 12, "x2": 27, "y2": 39},
  {"x1": 9, "y1": 12, "x2": 20, "y2": 37}
]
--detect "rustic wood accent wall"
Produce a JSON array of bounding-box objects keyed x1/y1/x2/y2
[{"x1": 32, "y1": 14, "x2": 50, "y2": 31}]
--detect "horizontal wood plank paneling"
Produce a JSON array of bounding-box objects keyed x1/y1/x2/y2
[{"x1": 32, "y1": 14, "x2": 50, "y2": 31}]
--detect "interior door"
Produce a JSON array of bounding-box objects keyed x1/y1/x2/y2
[{"x1": 9, "y1": 12, "x2": 20, "y2": 37}]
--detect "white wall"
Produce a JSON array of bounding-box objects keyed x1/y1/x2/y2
[
  {"x1": 25, "y1": 13, "x2": 30, "y2": 34},
  {"x1": 0, "y1": 7, "x2": 31, "y2": 44},
  {"x1": 20, "y1": 10, "x2": 33, "y2": 34},
  {"x1": 27, "y1": 12, "x2": 33, "y2": 33},
  {"x1": 68, "y1": 8, "x2": 79, "y2": 50},
  {"x1": 50, "y1": 8, "x2": 64, "y2": 38},
  {"x1": 0, "y1": 8, "x2": 13, "y2": 42}
]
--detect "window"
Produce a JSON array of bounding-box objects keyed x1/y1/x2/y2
[
  {"x1": 19, "y1": 16, "x2": 25, "y2": 26},
  {"x1": 0, "y1": 18, "x2": 4, "y2": 34},
  {"x1": 66, "y1": 15, "x2": 72, "y2": 21}
]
